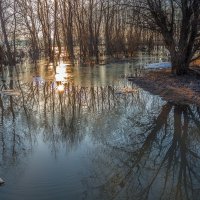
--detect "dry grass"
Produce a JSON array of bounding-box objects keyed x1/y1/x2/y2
[{"x1": 129, "y1": 69, "x2": 200, "y2": 105}]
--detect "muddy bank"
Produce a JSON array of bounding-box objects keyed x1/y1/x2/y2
[{"x1": 128, "y1": 69, "x2": 200, "y2": 105}]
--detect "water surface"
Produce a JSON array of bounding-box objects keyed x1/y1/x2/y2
[{"x1": 0, "y1": 57, "x2": 200, "y2": 200}]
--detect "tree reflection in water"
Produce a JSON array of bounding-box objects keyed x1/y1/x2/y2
[
  {"x1": 1, "y1": 74, "x2": 200, "y2": 200},
  {"x1": 85, "y1": 103, "x2": 200, "y2": 200},
  {"x1": 0, "y1": 77, "x2": 139, "y2": 166}
]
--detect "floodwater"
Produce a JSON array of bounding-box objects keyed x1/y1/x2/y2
[{"x1": 0, "y1": 56, "x2": 200, "y2": 200}]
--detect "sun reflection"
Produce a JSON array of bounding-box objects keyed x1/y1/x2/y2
[
  {"x1": 54, "y1": 62, "x2": 74, "y2": 93},
  {"x1": 55, "y1": 65, "x2": 66, "y2": 82},
  {"x1": 55, "y1": 62, "x2": 73, "y2": 83},
  {"x1": 57, "y1": 84, "x2": 65, "y2": 92}
]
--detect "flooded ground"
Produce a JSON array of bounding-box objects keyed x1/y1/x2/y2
[{"x1": 0, "y1": 55, "x2": 200, "y2": 200}]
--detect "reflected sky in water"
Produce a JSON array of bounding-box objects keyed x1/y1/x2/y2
[{"x1": 0, "y1": 57, "x2": 200, "y2": 200}]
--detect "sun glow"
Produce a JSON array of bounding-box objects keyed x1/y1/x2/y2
[
  {"x1": 55, "y1": 62, "x2": 73, "y2": 83},
  {"x1": 57, "y1": 84, "x2": 65, "y2": 92},
  {"x1": 54, "y1": 62, "x2": 73, "y2": 93},
  {"x1": 55, "y1": 64, "x2": 66, "y2": 82}
]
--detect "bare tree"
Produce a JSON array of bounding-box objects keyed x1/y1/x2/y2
[{"x1": 126, "y1": 0, "x2": 200, "y2": 75}]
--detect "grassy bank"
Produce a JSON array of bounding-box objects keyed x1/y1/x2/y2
[{"x1": 128, "y1": 69, "x2": 200, "y2": 105}]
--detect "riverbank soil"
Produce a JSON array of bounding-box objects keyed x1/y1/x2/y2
[{"x1": 128, "y1": 69, "x2": 200, "y2": 105}]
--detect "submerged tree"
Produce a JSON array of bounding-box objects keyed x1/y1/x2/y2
[
  {"x1": 129, "y1": 0, "x2": 200, "y2": 75},
  {"x1": 1, "y1": 0, "x2": 199, "y2": 69}
]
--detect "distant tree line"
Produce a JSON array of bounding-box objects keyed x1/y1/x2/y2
[
  {"x1": 0, "y1": 0, "x2": 199, "y2": 75},
  {"x1": 0, "y1": 0, "x2": 150, "y2": 66}
]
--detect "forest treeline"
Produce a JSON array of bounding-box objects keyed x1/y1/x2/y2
[
  {"x1": 0, "y1": 0, "x2": 200, "y2": 75},
  {"x1": 0, "y1": 0, "x2": 160, "y2": 65}
]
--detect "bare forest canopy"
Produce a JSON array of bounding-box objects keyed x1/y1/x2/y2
[{"x1": 0, "y1": 0, "x2": 199, "y2": 75}]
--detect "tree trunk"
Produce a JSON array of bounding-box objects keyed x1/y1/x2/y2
[
  {"x1": 171, "y1": 52, "x2": 189, "y2": 75},
  {"x1": 0, "y1": 0, "x2": 14, "y2": 66}
]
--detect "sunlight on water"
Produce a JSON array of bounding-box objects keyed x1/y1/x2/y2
[
  {"x1": 55, "y1": 63, "x2": 72, "y2": 83},
  {"x1": 57, "y1": 84, "x2": 65, "y2": 92},
  {"x1": 0, "y1": 57, "x2": 200, "y2": 200}
]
